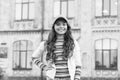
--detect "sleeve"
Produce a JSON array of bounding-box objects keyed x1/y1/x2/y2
[
  {"x1": 32, "y1": 41, "x2": 47, "y2": 70},
  {"x1": 74, "y1": 40, "x2": 82, "y2": 80}
]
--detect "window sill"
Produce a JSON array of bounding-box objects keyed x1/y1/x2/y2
[
  {"x1": 95, "y1": 16, "x2": 117, "y2": 19},
  {"x1": 14, "y1": 19, "x2": 34, "y2": 22},
  {"x1": 13, "y1": 68, "x2": 32, "y2": 70},
  {"x1": 95, "y1": 68, "x2": 118, "y2": 71}
]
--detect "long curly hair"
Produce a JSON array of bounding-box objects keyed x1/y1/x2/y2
[{"x1": 46, "y1": 17, "x2": 75, "y2": 62}]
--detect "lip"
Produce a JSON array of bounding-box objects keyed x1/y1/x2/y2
[{"x1": 57, "y1": 28, "x2": 66, "y2": 31}]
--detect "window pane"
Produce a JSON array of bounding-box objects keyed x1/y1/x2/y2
[
  {"x1": 54, "y1": 1, "x2": 60, "y2": 17},
  {"x1": 13, "y1": 51, "x2": 20, "y2": 68},
  {"x1": 23, "y1": 0, "x2": 29, "y2": 2},
  {"x1": 111, "y1": 40, "x2": 117, "y2": 49},
  {"x1": 110, "y1": 50, "x2": 117, "y2": 69},
  {"x1": 29, "y1": 3, "x2": 35, "y2": 19},
  {"x1": 27, "y1": 41, "x2": 33, "y2": 50},
  {"x1": 103, "y1": 50, "x2": 110, "y2": 69},
  {"x1": 0, "y1": 47, "x2": 8, "y2": 58},
  {"x1": 29, "y1": 0, "x2": 34, "y2": 2},
  {"x1": 13, "y1": 40, "x2": 33, "y2": 69},
  {"x1": 103, "y1": 39, "x2": 110, "y2": 49},
  {"x1": 13, "y1": 43, "x2": 17, "y2": 50},
  {"x1": 111, "y1": 0, "x2": 117, "y2": 16},
  {"x1": 15, "y1": 4, "x2": 22, "y2": 20},
  {"x1": 16, "y1": 0, "x2": 22, "y2": 3},
  {"x1": 95, "y1": 0, "x2": 102, "y2": 16},
  {"x1": 95, "y1": 50, "x2": 102, "y2": 69},
  {"x1": 14, "y1": 41, "x2": 20, "y2": 50},
  {"x1": 103, "y1": 0, "x2": 110, "y2": 16},
  {"x1": 20, "y1": 41, "x2": 27, "y2": 50},
  {"x1": 68, "y1": 0, "x2": 75, "y2": 17},
  {"x1": 61, "y1": 1, "x2": 67, "y2": 17},
  {"x1": 27, "y1": 51, "x2": 32, "y2": 68},
  {"x1": 22, "y1": 4, "x2": 28, "y2": 19},
  {"x1": 21, "y1": 52, "x2": 26, "y2": 68},
  {"x1": 95, "y1": 40, "x2": 102, "y2": 49}
]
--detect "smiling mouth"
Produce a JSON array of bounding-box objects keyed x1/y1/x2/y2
[{"x1": 57, "y1": 28, "x2": 66, "y2": 31}]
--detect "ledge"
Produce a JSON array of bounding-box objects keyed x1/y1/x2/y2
[{"x1": 7, "y1": 77, "x2": 119, "y2": 80}]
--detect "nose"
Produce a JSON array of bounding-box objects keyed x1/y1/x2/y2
[{"x1": 59, "y1": 24, "x2": 64, "y2": 28}]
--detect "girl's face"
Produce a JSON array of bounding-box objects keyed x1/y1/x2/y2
[{"x1": 54, "y1": 20, "x2": 68, "y2": 35}]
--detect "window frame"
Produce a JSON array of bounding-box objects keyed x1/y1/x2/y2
[
  {"x1": 15, "y1": 0, "x2": 34, "y2": 21},
  {"x1": 53, "y1": 0, "x2": 75, "y2": 19},
  {"x1": 95, "y1": 39, "x2": 118, "y2": 70},
  {"x1": 95, "y1": 0, "x2": 118, "y2": 18},
  {"x1": 13, "y1": 40, "x2": 33, "y2": 70}
]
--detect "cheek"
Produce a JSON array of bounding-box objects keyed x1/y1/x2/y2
[
  {"x1": 54, "y1": 26, "x2": 58, "y2": 30},
  {"x1": 54, "y1": 26, "x2": 59, "y2": 33},
  {"x1": 65, "y1": 26, "x2": 67, "y2": 29},
  {"x1": 64, "y1": 26, "x2": 68, "y2": 30}
]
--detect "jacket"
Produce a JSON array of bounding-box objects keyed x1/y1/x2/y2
[{"x1": 32, "y1": 39, "x2": 82, "y2": 80}]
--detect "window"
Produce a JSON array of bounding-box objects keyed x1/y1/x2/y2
[
  {"x1": 13, "y1": 40, "x2": 33, "y2": 70},
  {"x1": 95, "y1": 39, "x2": 117, "y2": 70},
  {"x1": 95, "y1": 0, "x2": 117, "y2": 17},
  {"x1": 0, "y1": 47, "x2": 8, "y2": 58},
  {"x1": 0, "y1": 43, "x2": 8, "y2": 58},
  {"x1": 54, "y1": 0, "x2": 75, "y2": 19},
  {"x1": 15, "y1": 0, "x2": 34, "y2": 21}
]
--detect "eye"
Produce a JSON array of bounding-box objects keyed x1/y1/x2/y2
[
  {"x1": 56, "y1": 23, "x2": 60, "y2": 26},
  {"x1": 63, "y1": 23, "x2": 67, "y2": 26}
]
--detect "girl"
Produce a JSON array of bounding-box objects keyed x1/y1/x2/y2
[{"x1": 32, "y1": 16, "x2": 82, "y2": 80}]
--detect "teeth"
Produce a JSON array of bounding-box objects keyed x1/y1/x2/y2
[
  {"x1": 58, "y1": 28, "x2": 65, "y2": 31},
  {"x1": 58, "y1": 30, "x2": 65, "y2": 31}
]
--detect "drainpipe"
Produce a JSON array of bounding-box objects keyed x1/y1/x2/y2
[
  {"x1": 41, "y1": 0, "x2": 45, "y2": 80},
  {"x1": 41, "y1": 0, "x2": 44, "y2": 41}
]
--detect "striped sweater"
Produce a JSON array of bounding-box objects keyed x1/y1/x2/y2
[
  {"x1": 54, "y1": 37, "x2": 70, "y2": 79},
  {"x1": 32, "y1": 36, "x2": 81, "y2": 80}
]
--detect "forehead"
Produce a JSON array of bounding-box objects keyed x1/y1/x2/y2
[
  {"x1": 55, "y1": 18, "x2": 67, "y2": 24},
  {"x1": 55, "y1": 20, "x2": 67, "y2": 24}
]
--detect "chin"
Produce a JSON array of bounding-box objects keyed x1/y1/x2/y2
[{"x1": 58, "y1": 32, "x2": 66, "y2": 35}]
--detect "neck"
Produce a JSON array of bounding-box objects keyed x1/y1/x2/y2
[{"x1": 57, "y1": 34, "x2": 64, "y2": 39}]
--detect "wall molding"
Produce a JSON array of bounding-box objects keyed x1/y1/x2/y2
[
  {"x1": 0, "y1": 30, "x2": 41, "y2": 35},
  {"x1": 92, "y1": 27, "x2": 120, "y2": 33}
]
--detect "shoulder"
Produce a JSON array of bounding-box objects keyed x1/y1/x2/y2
[
  {"x1": 38, "y1": 41, "x2": 47, "y2": 49},
  {"x1": 73, "y1": 39, "x2": 79, "y2": 46},
  {"x1": 40, "y1": 41, "x2": 46, "y2": 45},
  {"x1": 73, "y1": 39, "x2": 80, "y2": 50}
]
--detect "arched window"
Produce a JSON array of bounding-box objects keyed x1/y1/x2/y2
[
  {"x1": 13, "y1": 40, "x2": 33, "y2": 70},
  {"x1": 95, "y1": 39, "x2": 117, "y2": 70}
]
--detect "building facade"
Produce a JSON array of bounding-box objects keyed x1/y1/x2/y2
[{"x1": 0, "y1": 0, "x2": 120, "y2": 80}]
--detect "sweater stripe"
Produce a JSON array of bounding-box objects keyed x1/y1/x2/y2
[
  {"x1": 32, "y1": 58, "x2": 46, "y2": 70},
  {"x1": 74, "y1": 66, "x2": 81, "y2": 79},
  {"x1": 54, "y1": 37, "x2": 70, "y2": 79}
]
